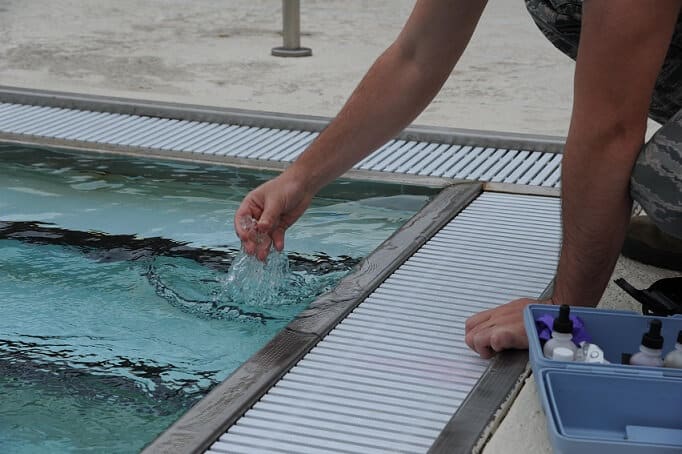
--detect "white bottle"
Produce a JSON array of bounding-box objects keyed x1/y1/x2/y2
[
  {"x1": 664, "y1": 330, "x2": 682, "y2": 369},
  {"x1": 552, "y1": 346, "x2": 575, "y2": 361},
  {"x1": 543, "y1": 305, "x2": 578, "y2": 359},
  {"x1": 630, "y1": 319, "x2": 664, "y2": 367}
]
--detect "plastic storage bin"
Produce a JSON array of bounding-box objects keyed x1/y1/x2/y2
[{"x1": 524, "y1": 305, "x2": 682, "y2": 454}]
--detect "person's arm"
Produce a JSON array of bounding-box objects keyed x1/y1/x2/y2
[
  {"x1": 236, "y1": 0, "x2": 488, "y2": 259},
  {"x1": 465, "y1": 0, "x2": 682, "y2": 358}
]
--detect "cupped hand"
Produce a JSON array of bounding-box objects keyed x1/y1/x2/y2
[
  {"x1": 234, "y1": 173, "x2": 313, "y2": 261},
  {"x1": 465, "y1": 297, "x2": 553, "y2": 359}
]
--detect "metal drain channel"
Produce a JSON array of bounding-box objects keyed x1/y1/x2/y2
[
  {"x1": 206, "y1": 192, "x2": 561, "y2": 454},
  {"x1": 0, "y1": 100, "x2": 562, "y2": 187}
]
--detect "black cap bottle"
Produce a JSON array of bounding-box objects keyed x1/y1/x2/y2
[
  {"x1": 629, "y1": 319, "x2": 664, "y2": 367},
  {"x1": 543, "y1": 305, "x2": 577, "y2": 360}
]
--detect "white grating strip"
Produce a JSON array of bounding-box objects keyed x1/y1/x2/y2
[
  {"x1": 443, "y1": 146, "x2": 486, "y2": 178},
  {"x1": 415, "y1": 144, "x2": 463, "y2": 176},
  {"x1": 393, "y1": 142, "x2": 441, "y2": 173},
  {"x1": 0, "y1": 102, "x2": 563, "y2": 187},
  {"x1": 164, "y1": 122, "x2": 223, "y2": 150},
  {"x1": 382, "y1": 141, "x2": 429, "y2": 172},
  {"x1": 190, "y1": 125, "x2": 242, "y2": 153},
  {"x1": 207, "y1": 192, "x2": 561, "y2": 454}
]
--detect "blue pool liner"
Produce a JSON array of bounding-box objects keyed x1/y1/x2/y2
[{"x1": 524, "y1": 304, "x2": 682, "y2": 454}]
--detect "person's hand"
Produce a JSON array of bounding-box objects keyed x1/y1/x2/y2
[
  {"x1": 464, "y1": 297, "x2": 554, "y2": 359},
  {"x1": 234, "y1": 173, "x2": 313, "y2": 261}
]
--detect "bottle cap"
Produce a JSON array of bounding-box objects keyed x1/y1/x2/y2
[
  {"x1": 552, "y1": 304, "x2": 573, "y2": 334},
  {"x1": 552, "y1": 347, "x2": 574, "y2": 361},
  {"x1": 641, "y1": 319, "x2": 664, "y2": 350}
]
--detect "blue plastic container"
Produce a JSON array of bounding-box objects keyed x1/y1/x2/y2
[{"x1": 524, "y1": 305, "x2": 682, "y2": 454}]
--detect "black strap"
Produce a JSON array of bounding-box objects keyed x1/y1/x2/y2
[{"x1": 614, "y1": 277, "x2": 682, "y2": 316}]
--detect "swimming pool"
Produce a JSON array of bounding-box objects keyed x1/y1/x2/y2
[{"x1": 0, "y1": 145, "x2": 434, "y2": 453}]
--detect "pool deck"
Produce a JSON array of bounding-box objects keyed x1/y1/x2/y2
[{"x1": 0, "y1": 1, "x2": 674, "y2": 452}]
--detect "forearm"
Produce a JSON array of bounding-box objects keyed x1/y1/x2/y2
[
  {"x1": 286, "y1": 0, "x2": 487, "y2": 194},
  {"x1": 553, "y1": 133, "x2": 639, "y2": 308},
  {"x1": 551, "y1": 0, "x2": 681, "y2": 308},
  {"x1": 463, "y1": 0, "x2": 681, "y2": 358},
  {"x1": 288, "y1": 45, "x2": 446, "y2": 194}
]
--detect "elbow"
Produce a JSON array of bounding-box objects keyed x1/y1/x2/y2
[
  {"x1": 568, "y1": 115, "x2": 648, "y2": 163},
  {"x1": 388, "y1": 39, "x2": 455, "y2": 94}
]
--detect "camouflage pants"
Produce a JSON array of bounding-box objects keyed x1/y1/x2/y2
[{"x1": 525, "y1": 0, "x2": 682, "y2": 238}]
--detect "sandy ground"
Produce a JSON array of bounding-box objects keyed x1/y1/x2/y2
[
  {"x1": 0, "y1": 1, "x2": 674, "y2": 452},
  {"x1": 0, "y1": 0, "x2": 576, "y2": 136}
]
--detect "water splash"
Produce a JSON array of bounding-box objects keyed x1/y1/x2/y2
[
  {"x1": 220, "y1": 216, "x2": 299, "y2": 306},
  {"x1": 222, "y1": 248, "x2": 299, "y2": 306}
]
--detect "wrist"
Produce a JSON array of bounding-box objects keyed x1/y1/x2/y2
[
  {"x1": 285, "y1": 161, "x2": 325, "y2": 196},
  {"x1": 549, "y1": 284, "x2": 600, "y2": 308},
  {"x1": 279, "y1": 165, "x2": 315, "y2": 199},
  {"x1": 548, "y1": 296, "x2": 559, "y2": 306}
]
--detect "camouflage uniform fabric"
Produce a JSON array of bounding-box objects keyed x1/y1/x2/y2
[{"x1": 525, "y1": 0, "x2": 682, "y2": 239}]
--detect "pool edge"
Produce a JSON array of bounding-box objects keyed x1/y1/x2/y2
[
  {"x1": 428, "y1": 281, "x2": 555, "y2": 454},
  {"x1": 0, "y1": 87, "x2": 563, "y2": 452},
  {"x1": 0, "y1": 85, "x2": 565, "y2": 153},
  {"x1": 141, "y1": 182, "x2": 483, "y2": 454}
]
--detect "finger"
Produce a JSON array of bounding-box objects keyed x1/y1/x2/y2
[
  {"x1": 244, "y1": 241, "x2": 256, "y2": 256},
  {"x1": 256, "y1": 246, "x2": 270, "y2": 262},
  {"x1": 465, "y1": 330, "x2": 475, "y2": 351},
  {"x1": 465, "y1": 307, "x2": 494, "y2": 333},
  {"x1": 234, "y1": 201, "x2": 261, "y2": 241},
  {"x1": 256, "y1": 243, "x2": 272, "y2": 261},
  {"x1": 272, "y1": 226, "x2": 286, "y2": 251},
  {"x1": 234, "y1": 215, "x2": 248, "y2": 242},
  {"x1": 489, "y1": 321, "x2": 529, "y2": 352},
  {"x1": 472, "y1": 330, "x2": 496, "y2": 359},
  {"x1": 467, "y1": 313, "x2": 518, "y2": 355},
  {"x1": 466, "y1": 297, "x2": 533, "y2": 335},
  {"x1": 245, "y1": 217, "x2": 270, "y2": 255},
  {"x1": 257, "y1": 196, "x2": 281, "y2": 234},
  {"x1": 254, "y1": 232, "x2": 273, "y2": 262},
  {"x1": 243, "y1": 228, "x2": 259, "y2": 256},
  {"x1": 468, "y1": 319, "x2": 495, "y2": 355},
  {"x1": 464, "y1": 322, "x2": 479, "y2": 350}
]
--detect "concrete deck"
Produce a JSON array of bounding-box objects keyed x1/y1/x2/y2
[
  {"x1": 0, "y1": 0, "x2": 576, "y2": 136},
  {"x1": 0, "y1": 1, "x2": 674, "y2": 452}
]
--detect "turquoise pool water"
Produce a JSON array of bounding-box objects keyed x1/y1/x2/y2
[{"x1": 0, "y1": 146, "x2": 431, "y2": 453}]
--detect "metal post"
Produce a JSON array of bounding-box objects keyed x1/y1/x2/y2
[{"x1": 272, "y1": 0, "x2": 312, "y2": 57}]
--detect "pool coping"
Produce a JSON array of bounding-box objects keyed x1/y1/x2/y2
[
  {"x1": 0, "y1": 87, "x2": 563, "y2": 453},
  {"x1": 0, "y1": 84, "x2": 564, "y2": 196},
  {"x1": 0, "y1": 85, "x2": 565, "y2": 155},
  {"x1": 0, "y1": 132, "x2": 562, "y2": 198},
  {"x1": 0, "y1": 131, "x2": 460, "y2": 189},
  {"x1": 428, "y1": 281, "x2": 554, "y2": 454},
  {"x1": 141, "y1": 182, "x2": 482, "y2": 454}
]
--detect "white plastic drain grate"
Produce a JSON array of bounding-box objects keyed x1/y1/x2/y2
[
  {"x1": 0, "y1": 102, "x2": 562, "y2": 187},
  {"x1": 206, "y1": 192, "x2": 561, "y2": 454}
]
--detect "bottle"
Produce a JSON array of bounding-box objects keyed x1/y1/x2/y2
[
  {"x1": 552, "y1": 346, "x2": 575, "y2": 361},
  {"x1": 629, "y1": 319, "x2": 664, "y2": 367},
  {"x1": 663, "y1": 330, "x2": 682, "y2": 369},
  {"x1": 543, "y1": 305, "x2": 578, "y2": 359}
]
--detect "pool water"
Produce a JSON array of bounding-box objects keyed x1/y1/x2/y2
[{"x1": 0, "y1": 145, "x2": 432, "y2": 453}]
